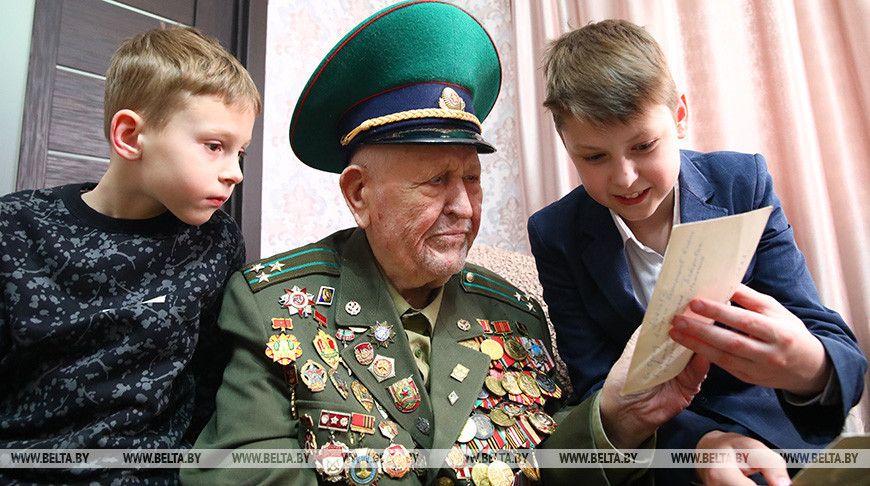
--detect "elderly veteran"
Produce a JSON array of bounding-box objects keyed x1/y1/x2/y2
[{"x1": 182, "y1": 2, "x2": 710, "y2": 485}]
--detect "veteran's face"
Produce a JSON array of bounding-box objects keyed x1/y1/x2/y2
[{"x1": 347, "y1": 144, "x2": 482, "y2": 298}]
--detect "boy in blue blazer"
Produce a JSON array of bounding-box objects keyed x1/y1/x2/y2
[{"x1": 528, "y1": 19, "x2": 867, "y2": 485}]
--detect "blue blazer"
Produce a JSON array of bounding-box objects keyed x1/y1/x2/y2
[{"x1": 528, "y1": 150, "x2": 867, "y2": 456}]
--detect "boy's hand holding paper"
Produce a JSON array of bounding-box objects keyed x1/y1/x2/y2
[
  {"x1": 670, "y1": 283, "x2": 831, "y2": 396},
  {"x1": 622, "y1": 206, "x2": 773, "y2": 394}
]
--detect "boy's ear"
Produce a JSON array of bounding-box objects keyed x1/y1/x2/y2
[
  {"x1": 109, "y1": 109, "x2": 144, "y2": 160},
  {"x1": 339, "y1": 164, "x2": 371, "y2": 229},
  {"x1": 675, "y1": 93, "x2": 689, "y2": 139}
]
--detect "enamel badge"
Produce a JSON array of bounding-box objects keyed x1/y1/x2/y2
[
  {"x1": 350, "y1": 412, "x2": 376, "y2": 435},
  {"x1": 329, "y1": 369, "x2": 350, "y2": 399},
  {"x1": 382, "y1": 443, "x2": 412, "y2": 479},
  {"x1": 313, "y1": 329, "x2": 341, "y2": 370},
  {"x1": 336, "y1": 328, "x2": 355, "y2": 347},
  {"x1": 264, "y1": 334, "x2": 302, "y2": 365},
  {"x1": 271, "y1": 317, "x2": 293, "y2": 331},
  {"x1": 316, "y1": 440, "x2": 348, "y2": 482},
  {"x1": 345, "y1": 300, "x2": 361, "y2": 316},
  {"x1": 352, "y1": 380, "x2": 375, "y2": 412},
  {"x1": 354, "y1": 342, "x2": 375, "y2": 366},
  {"x1": 279, "y1": 286, "x2": 314, "y2": 317},
  {"x1": 368, "y1": 355, "x2": 396, "y2": 382},
  {"x1": 450, "y1": 363, "x2": 470, "y2": 382},
  {"x1": 316, "y1": 286, "x2": 335, "y2": 306},
  {"x1": 378, "y1": 420, "x2": 399, "y2": 441},
  {"x1": 319, "y1": 410, "x2": 351, "y2": 432},
  {"x1": 387, "y1": 376, "x2": 420, "y2": 413},
  {"x1": 300, "y1": 359, "x2": 327, "y2": 392},
  {"x1": 369, "y1": 321, "x2": 395, "y2": 348}
]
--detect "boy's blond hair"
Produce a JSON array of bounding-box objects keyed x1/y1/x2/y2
[
  {"x1": 103, "y1": 26, "x2": 262, "y2": 140},
  {"x1": 543, "y1": 19, "x2": 678, "y2": 129}
]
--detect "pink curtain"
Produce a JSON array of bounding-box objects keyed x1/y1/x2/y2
[{"x1": 511, "y1": 0, "x2": 870, "y2": 431}]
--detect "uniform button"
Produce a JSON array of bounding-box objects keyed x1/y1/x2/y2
[
  {"x1": 465, "y1": 272, "x2": 475, "y2": 283},
  {"x1": 435, "y1": 476, "x2": 454, "y2": 486},
  {"x1": 414, "y1": 348, "x2": 423, "y2": 358}
]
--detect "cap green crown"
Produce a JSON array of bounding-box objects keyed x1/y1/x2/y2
[{"x1": 289, "y1": 0, "x2": 502, "y2": 173}]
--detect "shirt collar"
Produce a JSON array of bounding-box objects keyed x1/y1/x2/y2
[
  {"x1": 382, "y1": 272, "x2": 444, "y2": 334},
  {"x1": 609, "y1": 183, "x2": 681, "y2": 249}
]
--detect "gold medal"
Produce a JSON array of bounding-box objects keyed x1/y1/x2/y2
[
  {"x1": 503, "y1": 338, "x2": 528, "y2": 361},
  {"x1": 484, "y1": 375, "x2": 506, "y2": 396},
  {"x1": 479, "y1": 339, "x2": 503, "y2": 361},
  {"x1": 488, "y1": 408, "x2": 515, "y2": 427},
  {"x1": 471, "y1": 461, "x2": 491, "y2": 486},
  {"x1": 500, "y1": 372, "x2": 522, "y2": 395},
  {"x1": 527, "y1": 409, "x2": 558, "y2": 434},
  {"x1": 446, "y1": 444, "x2": 466, "y2": 470},
  {"x1": 486, "y1": 460, "x2": 514, "y2": 486},
  {"x1": 518, "y1": 373, "x2": 541, "y2": 398}
]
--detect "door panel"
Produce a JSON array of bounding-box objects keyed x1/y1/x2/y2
[
  {"x1": 17, "y1": 0, "x2": 265, "y2": 256},
  {"x1": 49, "y1": 68, "x2": 106, "y2": 160},
  {"x1": 58, "y1": 0, "x2": 173, "y2": 76}
]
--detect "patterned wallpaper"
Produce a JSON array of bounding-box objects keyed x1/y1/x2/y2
[{"x1": 260, "y1": 0, "x2": 527, "y2": 259}]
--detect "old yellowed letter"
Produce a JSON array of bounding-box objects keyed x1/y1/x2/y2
[{"x1": 622, "y1": 206, "x2": 772, "y2": 394}]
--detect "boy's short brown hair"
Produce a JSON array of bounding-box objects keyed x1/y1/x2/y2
[
  {"x1": 103, "y1": 26, "x2": 262, "y2": 140},
  {"x1": 543, "y1": 19, "x2": 678, "y2": 128}
]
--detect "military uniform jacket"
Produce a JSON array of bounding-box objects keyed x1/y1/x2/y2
[{"x1": 183, "y1": 228, "x2": 635, "y2": 485}]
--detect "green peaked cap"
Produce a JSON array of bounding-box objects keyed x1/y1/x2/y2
[{"x1": 289, "y1": 0, "x2": 502, "y2": 173}]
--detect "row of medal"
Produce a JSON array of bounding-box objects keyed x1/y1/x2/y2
[
  {"x1": 262, "y1": 283, "x2": 563, "y2": 484},
  {"x1": 301, "y1": 409, "x2": 424, "y2": 484},
  {"x1": 445, "y1": 319, "x2": 563, "y2": 485},
  {"x1": 263, "y1": 284, "x2": 424, "y2": 484}
]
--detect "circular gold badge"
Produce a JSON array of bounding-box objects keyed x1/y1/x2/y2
[
  {"x1": 500, "y1": 372, "x2": 522, "y2": 395},
  {"x1": 518, "y1": 373, "x2": 541, "y2": 398},
  {"x1": 446, "y1": 445, "x2": 466, "y2": 470},
  {"x1": 486, "y1": 460, "x2": 514, "y2": 486},
  {"x1": 471, "y1": 462, "x2": 491, "y2": 486},
  {"x1": 479, "y1": 339, "x2": 504, "y2": 361},
  {"x1": 503, "y1": 339, "x2": 528, "y2": 361},
  {"x1": 484, "y1": 375, "x2": 506, "y2": 396},
  {"x1": 488, "y1": 408, "x2": 516, "y2": 427},
  {"x1": 527, "y1": 409, "x2": 558, "y2": 434}
]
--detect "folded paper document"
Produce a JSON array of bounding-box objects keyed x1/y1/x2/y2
[{"x1": 622, "y1": 206, "x2": 772, "y2": 394}]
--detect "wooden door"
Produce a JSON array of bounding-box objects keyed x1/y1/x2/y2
[{"x1": 16, "y1": 0, "x2": 266, "y2": 254}]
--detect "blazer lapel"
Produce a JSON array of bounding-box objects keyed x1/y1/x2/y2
[
  {"x1": 579, "y1": 201, "x2": 645, "y2": 322},
  {"x1": 679, "y1": 151, "x2": 728, "y2": 223},
  {"x1": 424, "y1": 276, "x2": 489, "y2": 483},
  {"x1": 333, "y1": 230, "x2": 433, "y2": 449},
  {"x1": 428, "y1": 277, "x2": 489, "y2": 450}
]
